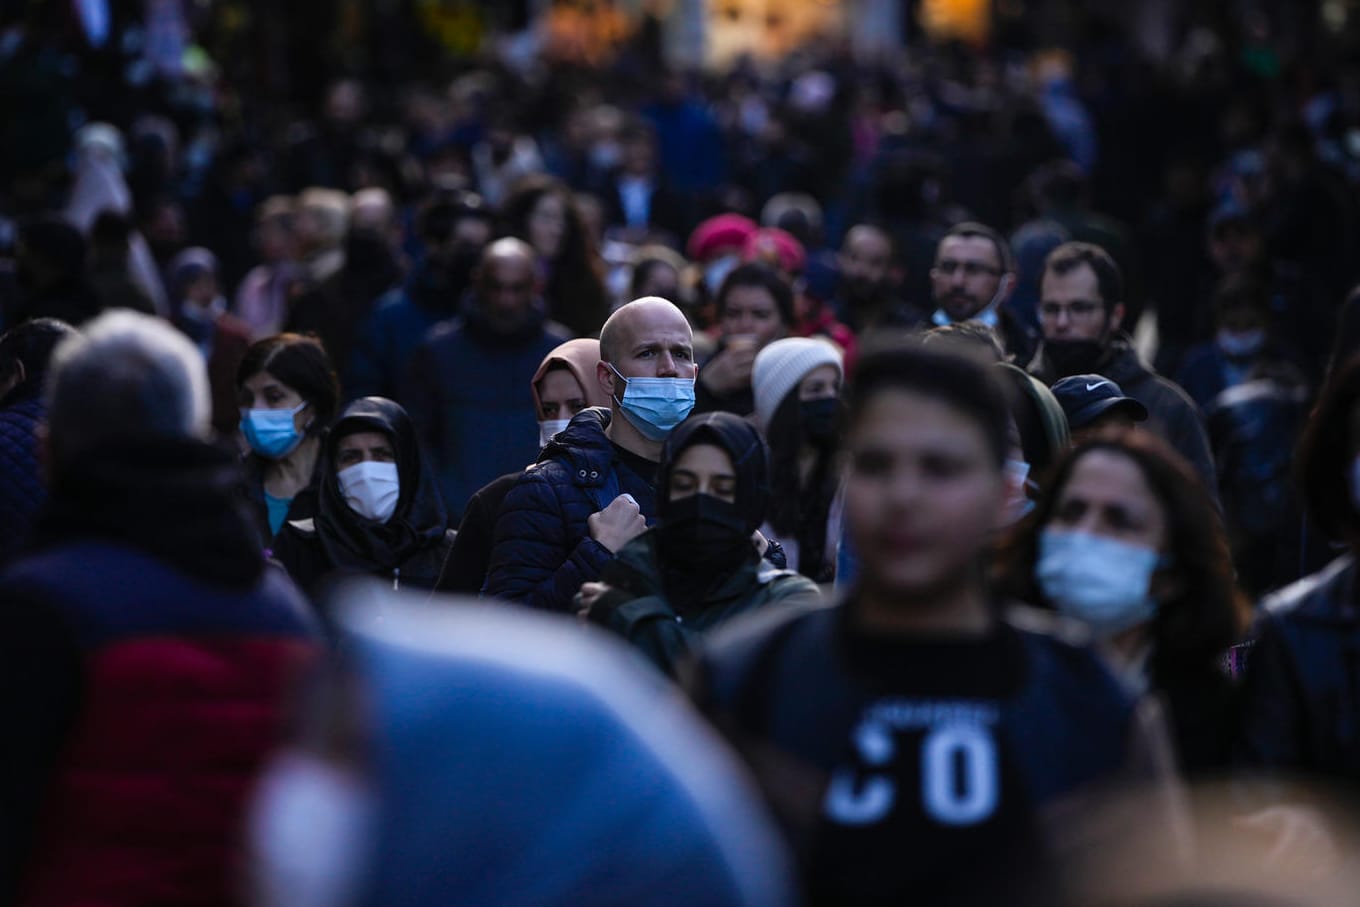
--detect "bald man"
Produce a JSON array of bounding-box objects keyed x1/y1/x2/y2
[
  {"x1": 402, "y1": 238, "x2": 572, "y2": 524},
  {"x1": 484, "y1": 297, "x2": 698, "y2": 612}
]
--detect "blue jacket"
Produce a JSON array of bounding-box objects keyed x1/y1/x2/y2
[
  {"x1": 401, "y1": 311, "x2": 570, "y2": 524},
  {"x1": 0, "y1": 393, "x2": 45, "y2": 566},
  {"x1": 483, "y1": 408, "x2": 658, "y2": 612}
]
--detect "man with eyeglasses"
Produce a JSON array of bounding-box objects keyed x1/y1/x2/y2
[
  {"x1": 928, "y1": 222, "x2": 1037, "y2": 362},
  {"x1": 1028, "y1": 241, "x2": 1218, "y2": 497},
  {"x1": 403, "y1": 238, "x2": 572, "y2": 523}
]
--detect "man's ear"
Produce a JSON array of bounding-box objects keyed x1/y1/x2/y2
[
  {"x1": 597, "y1": 361, "x2": 617, "y2": 401},
  {"x1": 1109, "y1": 302, "x2": 1127, "y2": 335}
]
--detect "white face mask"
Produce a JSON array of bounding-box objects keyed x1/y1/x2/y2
[
  {"x1": 539, "y1": 418, "x2": 571, "y2": 448},
  {"x1": 1036, "y1": 529, "x2": 1162, "y2": 636},
  {"x1": 338, "y1": 461, "x2": 400, "y2": 523},
  {"x1": 249, "y1": 752, "x2": 374, "y2": 907}
]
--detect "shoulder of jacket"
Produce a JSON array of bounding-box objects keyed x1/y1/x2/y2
[{"x1": 1260, "y1": 555, "x2": 1356, "y2": 621}]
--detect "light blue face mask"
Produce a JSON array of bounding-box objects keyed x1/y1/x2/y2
[
  {"x1": 241, "y1": 401, "x2": 308, "y2": 459},
  {"x1": 1036, "y1": 529, "x2": 1163, "y2": 636},
  {"x1": 606, "y1": 363, "x2": 696, "y2": 442}
]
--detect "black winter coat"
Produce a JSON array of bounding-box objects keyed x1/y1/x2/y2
[
  {"x1": 1238, "y1": 555, "x2": 1360, "y2": 782},
  {"x1": 483, "y1": 408, "x2": 657, "y2": 612},
  {"x1": 0, "y1": 392, "x2": 44, "y2": 566}
]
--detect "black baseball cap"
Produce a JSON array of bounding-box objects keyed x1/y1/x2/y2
[{"x1": 1050, "y1": 374, "x2": 1148, "y2": 430}]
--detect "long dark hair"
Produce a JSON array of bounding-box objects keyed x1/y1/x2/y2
[
  {"x1": 765, "y1": 389, "x2": 840, "y2": 581},
  {"x1": 501, "y1": 174, "x2": 608, "y2": 335},
  {"x1": 1296, "y1": 353, "x2": 1360, "y2": 544},
  {"x1": 998, "y1": 430, "x2": 1248, "y2": 723}
]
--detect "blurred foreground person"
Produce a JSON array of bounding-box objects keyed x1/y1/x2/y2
[
  {"x1": 0, "y1": 311, "x2": 317, "y2": 905},
  {"x1": 249, "y1": 590, "x2": 799, "y2": 907},
  {"x1": 273, "y1": 397, "x2": 455, "y2": 604},
  {"x1": 585, "y1": 412, "x2": 820, "y2": 677},
  {"x1": 691, "y1": 343, "x2": 1155, "y2": 905},
  {"x1": 1000, "y1": 430, "x2": 1248, "y2": 775},
  {"x1": 0, "y1": 318, "x2": 77, "y2": 565},
  {"x1": 1239, "y1": 356, "x2": 1360, "y2": 781}
]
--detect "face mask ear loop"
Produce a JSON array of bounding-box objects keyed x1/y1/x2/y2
[{"x1": 605, "y1": 362, "x2": 627, "y2": 408}]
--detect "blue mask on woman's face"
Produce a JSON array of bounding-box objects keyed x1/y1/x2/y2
[
  {"x1": 241, "y1": 401, "x2": 308, "y2": 459},
  {"x1": 607, "y1": 364, "x2": 696, "y2": 441},
  {"x1": 1036, "y1": 529, "x2": 1162, "y2": 636}
]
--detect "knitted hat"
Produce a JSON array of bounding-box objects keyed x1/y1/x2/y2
[
  {"x1": 752, "y1": 337, "x2": 843, "y2": 434},
  {"x1": 686, "y1": 213, "x2": 758, "y2": 263}
]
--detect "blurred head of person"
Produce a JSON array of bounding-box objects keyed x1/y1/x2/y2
[
  {"x1": 415, "y1": 188, "x2": 493, "y2": 302},
  {"x1": 629, "y1": 246, "x2": 686, "y2": 302},
  {"x1": 168, "y1": 247, "x2": 223, "y2": 314},
  {"x1": 838, "y1": 224, "x2": 895, "y2": 308},
  {"x1": 44, "y1": 310, "x2": 211, "y2": 475},
  {"x1": 252, "y1": 196, "x2": 298, "y2": 265},
  {"x1": 316, "y1": 397, "x2": 448, "y2": 556},
  {"x1": 842, "y1": 341, "x2": 1011, "y2": 624},
  {"x1": 1295, "y1": 355, "x2": 1360, "y2": 549},
  {"x1": 930, "y1": 222, "x2": 1016, "y2": 324},
  {"x1": 472, "y1": 238, "x2": 540, "y2": 336},
  {"x1": 999, "y1": 430, "x2": 1246, "y2": 687},
  {"x1": 687, "y1": 213, "x2": 758, "y2": 299},
  {"x1": 761, "y1": 193, "x2": 823, "y2": 252},
  {"x1": 1038, "y1": 242, "x2": 1125, "y2": 378},
  {"x1": 501, "y1": 174, "x2": 591, "y2": 267},
  {"x1": 1208, "y1": 203, "x2": 1266, "y2": 276},
  {"x1": 1211, "y1": 273, "x2": 1273, "y2": 362},
  {"x1": 715, "y1": 263, "x2": 794, "y2": 353},
  {"x1": 618, "y1": 122, "x2": 658, "y2": 179},
  {"x1": 531, "y1": 338, "x2": 610, "y2": 448},
  {"x1": 0, "y1": 317, "x2": 79, "y2": 405},
  {"x1": 236, "y1": 334, "x2": 340, "y2": 461},
  {"x1": 296, "y1": 188, "x2": 352, "y2": 259},
  {"x1": 656, "y1": 412, "x2": 769, "y2": 580}
]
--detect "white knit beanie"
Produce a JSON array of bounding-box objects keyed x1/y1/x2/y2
[{"x1": 752, "y1": 337, "x2": 844, "y2": 433}]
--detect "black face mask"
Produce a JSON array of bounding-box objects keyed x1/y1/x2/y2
[
  {"x1": 656, "y1": 493, "x2": 752, "y2": 574},
  {"x1": 1045, "y1": 339, "x2": 1108, "y2": 378},
  {"x1": 800, "y1": 397, "x2": 841, "y2": 446}
]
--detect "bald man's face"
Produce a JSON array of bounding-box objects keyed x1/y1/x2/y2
[
  {"x1": 599, "y1": 302, "x2": 696, "y2": 401},
  {"x1": 477, "y1": 252, "x2": 537, "y2": 333}
]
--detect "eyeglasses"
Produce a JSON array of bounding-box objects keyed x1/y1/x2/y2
[
  {"x1": 933, "y1": 259, "x2": 1002, "y2": 278},
  {"x1": 1039, "y1": 300, "x2": 1105, "y2": 320}
]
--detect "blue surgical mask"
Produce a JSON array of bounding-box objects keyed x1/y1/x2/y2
[
  {"x1": 607, "y1": 363, "x2": 695, "y2": 442},
  {"x1": 1216, "y1": 328, "x2": 1267, "y2": 359},
  {"x1": 241, "y1": 402, "x2": 308, "y2": 459},
  {"x1": 1036, "y1": 529, "x2": 1161, "y2": 636},
  {"x1": 539, "y1": 418, "x2": 571, "y2": 448}
]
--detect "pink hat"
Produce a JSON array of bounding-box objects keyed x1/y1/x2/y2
[
  {"x1": 686, "y1": 213, "x2": 759, "y2": 263},
  {"x1": 742, "y1": 227, "x2": 806, "y2": 276}
]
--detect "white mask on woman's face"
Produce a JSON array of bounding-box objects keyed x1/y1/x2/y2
[
  {"x1": 1036, "y1": 529, "x2": 1162, "y2": 636},
  {"x1": 338, "y1": 461, "x2": 400, "y2": 523},
  {"x1": 249, "y1": 752, "x2": 375, "y2": 907}
]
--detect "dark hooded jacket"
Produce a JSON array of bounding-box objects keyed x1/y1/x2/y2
[
  {"x1": 272, "y1": 397, "x2": 456, "y2": 603},
  {"x1": 484, "y1": 407, "x2": 659, "y2": 612},
  {"x1": 588, "y1": 413, "x2": 820, "y2": 676},
  {"x1": 1028, "y1": 336, "x2": 1219, "y2": 498},
  {"x1": 0, "y1": 439, "x2": 317, "y2": 906},
  {"x1": 0, "y1": 389, "x2": 45, "y2": 567}
]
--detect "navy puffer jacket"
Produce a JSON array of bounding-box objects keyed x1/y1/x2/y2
[
  {"x1": 483, "y1": 408, "x2": 658, "y2": 612},
  {"x1": 0, "y1": 392, "x2": 45, "y2": 565}
]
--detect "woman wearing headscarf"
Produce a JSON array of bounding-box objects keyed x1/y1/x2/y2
[
  {"x1": 273, "y1": 397, "x2": 455, "y2": 604},
  {"x1": 584, "y1": 411, "x2": 820, "y2": 677}
]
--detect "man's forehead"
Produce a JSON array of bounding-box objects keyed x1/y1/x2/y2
[
  {"x1": 1041, "y1": 263, "x2": 1102, "y2": 301},
  {"x1": 938, "y1": 234, "x2": 1000, "y2": 263},
  {"x1": 618, "y1": 304, "x2": 692, "y2": 347}
]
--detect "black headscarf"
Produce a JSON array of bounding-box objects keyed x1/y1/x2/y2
[
  {"x1": 654, "y1": 413, "x2": 770, "y2": 606},
  {"x1": 314, "y1": 397, "x2": 448, "y2": 572}
]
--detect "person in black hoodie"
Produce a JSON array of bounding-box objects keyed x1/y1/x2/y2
[
  {"x1": 273, "y1": 396, "x2": 456, "y2": 604},
  {"x1": 0, "y1": 310, "x2": 317, "y2": 906}
]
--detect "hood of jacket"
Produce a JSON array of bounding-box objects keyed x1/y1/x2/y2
[
  {"x1": 658, "y1": 411, "x2": 770, "y2": 535},
  {"x1": 315, "y1": 397, "x2": 448, "y2": 571},
  {"x1": 32, "y1": 437, "x2": 265, "y2": 588}
]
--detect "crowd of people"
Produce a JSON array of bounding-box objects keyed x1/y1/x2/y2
[{"x1": 5, "y1": 1, "x2": 1360, "y2": 905}]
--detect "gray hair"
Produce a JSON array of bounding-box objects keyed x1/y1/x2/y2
[{"x1": 47, "y1": 310, "x2": 211, "y2": 466}]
